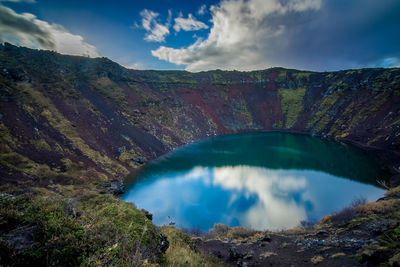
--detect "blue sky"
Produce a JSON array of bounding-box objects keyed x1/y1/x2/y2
[{"x1": 1, "y1": 0, "x2": 399, "y2": 71}]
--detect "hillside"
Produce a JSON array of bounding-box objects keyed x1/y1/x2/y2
[{"x1": 1, "y1": 43, "x2": 400, "y2": 266}]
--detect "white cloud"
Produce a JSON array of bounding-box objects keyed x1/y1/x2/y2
[
  {"x1": 198, "y1": 4, "x2": 207, "y2": 15},
  {"x1": 0, "y1": 5, "x2": 99, "y2": 57},
  {"x1": 140, "y1": 9, "x2": 170, "y2": 42},
  {"x1": 371, "y1": 57, "x2": 400, "y2": 68},
  {"x1": 173, "y1": 13, "x2": 208, "y2": 32},
  {"x1": 151, "y1": 0, "x2": 322, "y2": 71},
  {"x1": 121, "y1": 62, "x2": 143, "y2": 70}
]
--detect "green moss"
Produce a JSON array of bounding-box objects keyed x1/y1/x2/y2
[
  {"x1": 211, "y1": 71, "x2": 228, "y2": 84},
  {"x1": 314, "y1": 114, "x2": 332, "y2": 133},
  {"x1": 391, "y1": 117, "x2": 400, "y2": 126},
  {"x1": 162, "y1": 134, "x2": 174, "y2": 146},
  {"x1": 16, "y1": 83, "x2": 128, "y2": 177},
  {"x1": 250, "y1": 72, "x2": 263, "y2": 81},
  {"x1": 0, "y1": 122, "x2": 18, "y2": 148},
  {"x1": 0, "y1": 188, "x2": 165, "y2": 266},
  {"x1": 293, "y1": 72, "x2": 311, "y2": 81},
  {"x1": 231, "y1": 98, "x2": 254, "y2": 128},
  {"x1": 0, "y1": 149, "x2": 53, "y2": 178},
  {"x1": 278, "y1": 87, "x2": 306, "y2": 128},
  {"x1": 389, "y1": 225, "x2": 400, "y2": 240},
  {"x1": 276, "y1": 70, "x2": 287, "y2": 84},
  {"x1": 30, "y1": 138, "x2": 51, "y2": 151},
  {"x1": 160, "y1": 226, "x2": 223, "y2": 267},
  {"x1": 239, "y1": 109, "x2": 253, "y2": 127},
  {"x1": 90, "y1": 77, "x2": 127, "y2": 107},
  {"x1": 307, "y1": 91, "x2": 341, "y2": 132},
  {"x1": 345, "y1": 70, "x2": 362, "y2": 76},
  {"x1": 118, "y1": 147, "x2": 140, "y2": 168},
  {"x1": 342, "y1": 92, "x2": 389, "y2": 132}
]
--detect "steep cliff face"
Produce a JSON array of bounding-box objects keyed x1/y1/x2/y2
[{"x1": 1, "y1": 43, "x2": 399, "y2": 185}]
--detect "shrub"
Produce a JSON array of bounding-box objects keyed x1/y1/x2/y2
[
  {"x1": 160, "y1": 226, "x2": 222, "y2": 267},
  {"x1": 206, "y1": 224, "x2": 257, "y2": 241},
  {"x1": 327, "y1": 197, "x2": 367, "y2": 224},
  {"x1": 300, "y1": 220, "x2": 315, "y2": 229},
  {"x1": 181, "y1": 227, "x2": 204, "y2": 237},
  {"x1": 207, "y1": 223, "x2": 230, "y2": 238}
]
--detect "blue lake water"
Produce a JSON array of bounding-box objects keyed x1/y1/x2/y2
[{"x1": 123, "y1": 133, "x2": 388, "y2": 231}]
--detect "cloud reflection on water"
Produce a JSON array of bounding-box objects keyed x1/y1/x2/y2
[
  {"x1": 212, "y1": 166, "x2": 308, "y2": 230},
  {"x1": 125, "y1": 164, "x2": 385, "y2": 231}
]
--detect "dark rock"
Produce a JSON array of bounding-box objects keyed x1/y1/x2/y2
[
  {"x1": 366, "y1": 220, "x2": 393, "y2": 235},
  {"x1": 101, "y1": 180, "x2": 124, "y2": 195},
  {"x1": 67, "y1": 199, "x2": 78, "y2": 217},
  {"x1": 389, "y1": 253, "x2": 400, "y2": 267},
  {"x1": 0, "y1": 87, "x2": 12, "y2": 102},
  {"x1": 229, "y1": 247, "x2": 245, "y2": 260},
  {"x1": 0, "y1": 193, "x2": 15, "y2": 201},
  {"x1": 257, "y1": 241, "x2": 266, "y2": 247},
  {"x1": 316, "y1": 230, "x2": 329, "y2": 238},
  {"x1": 237, "y1": 260, "x2": 248, "y2": 267},
  {"x1": 390, "y1": 174, "x2": 400, "y2": 188},
  {"x1": 4, "y1": 225, "x2": 37, "y2": 251},
  {"x1": 361, "y1": 247, "x2": 394, "y2": 265},
  {"x1": 160, "y1": 233, "x2": 169, "y2": 253},
  {"x1": 142, "y1": 209, "x2": 153, "y2": 220},
  {"x1": 133, "y1": 157, "x2": 146, "y2": 165},
  {"x1": 211, "y1": 250, "x2": 222, "y2": 258},
  {"x1": 262, "y1": 234, "x2": 271, "y2": 242},
  {"x1": 112, "y1": 182, "x2": 124, "y2": 195},
  {"x1": 256, "y1": 233, "x2": 271, "y2": 246},
  {"x1": 243, "y1": 251, "x2": 253, "y2": 260}
]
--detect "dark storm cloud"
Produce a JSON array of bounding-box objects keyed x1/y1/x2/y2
[
  {"x1": 0, "y1": 5, "x2": 99, "y2": 57},
  {"x1": 274, "y1": 0, "x2": 400, "y2": 70},
  {"x1": 0, "y1": 5, "x2": 55, "y2": 48}
]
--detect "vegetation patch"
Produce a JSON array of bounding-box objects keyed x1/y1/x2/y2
[
  {"x1": 307, "y1": 90, "x2": 341, "y2": 132},
  {"x1": 278, "y1": 87, "x2": 306, "y2": 128},
  {"x1": 311, "y1": 255, "x2": 324, "y2": 264},
  {"x1": 16, "y1": 83, "x2": 128, "y2": 177},
  {"x1": 260, "y1": 251, "x2": 277, "y2": 258},
  {"x1": 90, "y1": 77, "x2": 127, "y2": 107},
  {"x1": 0, "y1": 186, "x2": 166, "y2": 266},
  {"x1": 29, "y1": 138, "x2": 51, "y2": 151},
  {"x1": 340, "y1": 92, "x2": 390, "y2": 133},
  {"x1": 160, "y1": 226, "x2": 222, "y2": 266},
  {"x1": 207, "y1": 223, "x2": 258, "y2": 242}
]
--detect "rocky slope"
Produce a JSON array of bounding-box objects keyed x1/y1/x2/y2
[{"x1": 0, "y1": 43, "x2": 400, "y2": 265}]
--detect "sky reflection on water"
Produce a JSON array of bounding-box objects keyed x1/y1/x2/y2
[{"x1": 123, "y1": 133, "x2": 388, "y2": 231}]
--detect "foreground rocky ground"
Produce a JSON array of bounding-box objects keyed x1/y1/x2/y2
[
  {"x1": 1, "y1": 180, "x2": 399, "y2": 266},
  {"x1": 193, "y1": 187, "x2": 400, "y2": 266}
]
